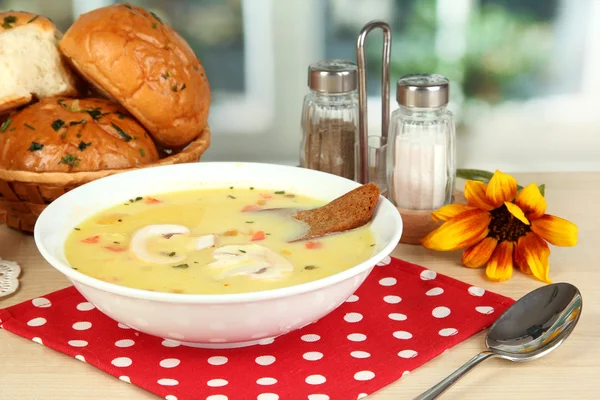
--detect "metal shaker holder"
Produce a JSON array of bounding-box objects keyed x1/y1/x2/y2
[{"x1": 355, "y1": 20, "x2": 392, "y2": 197}]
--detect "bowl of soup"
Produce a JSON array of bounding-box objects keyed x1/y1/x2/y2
[{"x1": 34, "y1": 162, "x2": 403, "y2": 348}]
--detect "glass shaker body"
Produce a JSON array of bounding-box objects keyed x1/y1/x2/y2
[
  {"x1": 387, "y1": 104, "x2": 456, "y2": 210},
  {"x1": 299, "y1": 59, "x2": 360, "y2": 181},
  {"x1": 300, "y1": 90, "x2": 359, "y2": 180}
]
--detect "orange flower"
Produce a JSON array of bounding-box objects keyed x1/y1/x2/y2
[{"x1": 421, "y1": 170, "x2": 578, "y2": 283}]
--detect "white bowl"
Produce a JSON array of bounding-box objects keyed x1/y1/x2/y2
[{"x1": 34, "y1": 162, "x2": 403, "y2": 348}]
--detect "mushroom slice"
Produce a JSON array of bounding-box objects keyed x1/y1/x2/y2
[
  {"x1": 130, "y1": 224, "x2": 190, "y2": 264},
  {"x1": 192, "y1": 234, "x2": 216, "y2": 251},
  {"x1": 208, "y1": 244, "x2": 294, "y2": 280}
]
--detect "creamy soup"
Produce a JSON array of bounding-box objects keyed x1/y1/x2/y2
[{"x1": 64, "y1": 187, "x2": 376, "y2": 294}]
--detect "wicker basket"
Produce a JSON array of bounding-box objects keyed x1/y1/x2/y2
[{"x1": 0, "y1": 125, "x2": 211, "y2": 234}]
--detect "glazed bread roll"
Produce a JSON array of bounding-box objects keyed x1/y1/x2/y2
[
  {"x1": 58, "y1": 3, "x2": 211, "y2": 149},
  {"x1": 0, "y1": 97, "x2": 159, "y2": 172},
  {"x1": 0, "y1": 11, "x2": 79, "y2": 114}
]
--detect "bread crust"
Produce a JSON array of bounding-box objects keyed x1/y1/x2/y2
[
  {"x1": 0, "y1": 97, "x2": 159, "y2": 172},
  {"x1": 0, "y1": 11, "x2": 55, "y2": 32},
  {"x1": 59, "y1": 3, "x2": 211, "y2": 149}
]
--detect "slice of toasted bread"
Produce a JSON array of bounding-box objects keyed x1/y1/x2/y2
[
  {"x1": 291, "y1": 182, "x2": 380, "y2": 242},
  {"x1": 0, "y1": 12, "x2": 79, "y2": 114}
]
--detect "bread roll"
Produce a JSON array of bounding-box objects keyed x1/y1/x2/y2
[
  {"x1": 0, "y1": 97, "x2": 159, "y2": 172},
  {"x1": 59, "y1": 4, "x2": 211, "y2": 149},
  {"x1": 0, "y1": 11, "x2": 79, "y2": 114}
]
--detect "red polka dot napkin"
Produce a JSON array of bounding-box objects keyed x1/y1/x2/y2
[{"x1": 0, "y1": 257, "x2": 513, "y2": 400}]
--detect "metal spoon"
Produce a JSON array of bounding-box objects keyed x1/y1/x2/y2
[{"x1": 414, "y1": 282, "x2": 583, "y2": 400}]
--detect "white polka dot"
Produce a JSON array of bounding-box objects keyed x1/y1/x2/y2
[
  {"x1": 468, "y1": 286, "x2": 486, "y2": 297},
  {"x1": 68, "y1": 340, "x2": 88, "y2": 347},
  {"x1": 256, "y1": 377, "x2": 277, "y2": 385},
  {"x1": 255, "y1": 355, "x2": 276, "y2": 366},
  {"x1": 208, "y1": 356, "x2": 228, "y2": 366},
  {"x1": 347, "y1": 333, "x2": 367, "y2": 342},
  {"x1": 32, "y1": 337, "x2": 43, "y2": 345},
  {"x1": 344, "y1": 312, "x2": 363, "y2": 323},
  {"x1": 426, "y1": 287, "x2": 444, "y2": 296},
  {"x1": 165, "y1": 396, "x2": 177, "y2": 400},
  {"x1": 354, "y1": 370, "x2": 375, "y2": 381},
  {"x1": 379, "y1": 277, "x2": 397, "y2": 286},
  {"x1": 160, "y1": 358, "x2": 181, "y2": 368},
  {"x1": 439, "y1": 328, "x2": 458, "y2": 337},
  {"x1": 402, "y1": 370, "x2": 410, "y2": 377},
  {"x1": 162, "y1": 339, "x2": 180, "y2": 347},
  {"x1": 388, "y1": 313, "x2": 407, "y2": 321},
  {"x1": 398, "y1": 350, "x2": 418, "y2": 358},
  {"x1": 376, "y1": 255, "x2": 391, "y2": 266},
  {"x1": 420, "y1": 270, "x2": 437, "y2": 280},
  {"x1": 346, "y1": 294, "x2": 359, "y2": 303},
  {"x1": 259, "y1": 337, "x2": 275, "y2": 345},
  {"x1": 111, "y1": 357, "x2": 132, "y2": 367},
  {"x1": 76, "y1": 302, "x2": 95, "y2": 311},
  {"x1": 206, "y1": 396, "x2": 227, "y2": 400},
  {"x1": 119, "y1": 376, "x2": 131, "y2": 383},
  {"x1": 157, "y1": 379, "x2": 179, "y2": 386},
  {"x1": 301, "y1": 334, "x2": 320, "y2": 342},
  {"x1": 115, "y1": 339, "x2": 135, "y2": 348},
  {"x1": 308, "y1": 395, "x2": 330, "y2": 400},
  {"x1": 32, "y1": 298, "x2": 51, "y2": 308},
  {"x1": 350, "y1": 351, "x2": 370, "y2": 359},
  {"x1": 207, "y1": 379, "x2": 228, "y2": 387},
  {"x1": 393, "y1": 331, "x2": 413, "y2": 340},
  {"x1": 303, "y1": 351, "x2": 323, "y2": 361},
  {"x1": 27, "y1": 317, "x2": 46, "y2": 327},
  {"x1": 476, "y1": 306, "x2": 495, "y2": 314},
  {"x1": 432, "y1": 306, "x2": 451, "y2": 318},
  {"x1": 75, "y1": 355, "x2": 86, "y2": 362},
  {"x1": 72, "y1": 321, "x2": 92, "y2": 331},
  {"x1": 384, "y1": 295, "x2": 402, "y2": 304},
  {"x1": 257, "y1": 394, "x2": 278, "y2": 400},
  {"x1": 118, "y1": 322, "x2": 131, "y2": 329},
  {"x1": 357, "y1": 394, "x2": 368, "y2": 399},
  {"x1": 305, "y1": 374, "x2": 326, "y2": 385}
]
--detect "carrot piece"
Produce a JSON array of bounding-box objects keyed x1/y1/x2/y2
[
  {"x1": 260, "y1": 193, "x2": 273, "y2": 199},
  {"x1": 103, "y1": 245, "x2": 127, "y2": 252},
  {"x1": 223, "y1": 229, "x2": 238, "y2": 237},
  {"x1": 145, "y1": 197, "x2": 161, "y2": 204},
  {"x1": 251, "y1": 231, "x2": 266, "y2": 241},
  {"x1": 81, "y1": 235, "x2": 100, "y2": 244},
  {"x1": 242, "y1": 204, "x2": 260, "y2": 212},
  {"x1": 305, "y1": 241, "x2": 322, "y2": 249}
]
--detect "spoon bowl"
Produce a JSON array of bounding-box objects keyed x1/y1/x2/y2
[{"x1": 415, "y1": 282, "x2": 583, "y2": 399}]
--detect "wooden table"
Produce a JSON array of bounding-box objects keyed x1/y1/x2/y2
[{"x1": 0, "y1": 172, "x2": 598, "y2": 400}]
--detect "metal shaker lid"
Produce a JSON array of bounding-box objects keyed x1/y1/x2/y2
[
  {"x1": 396, "y1": 74, "x2": 449, "y2": 108},
  {"x1": 308, "y1": 59, "x2": 358, "y2": 94}
]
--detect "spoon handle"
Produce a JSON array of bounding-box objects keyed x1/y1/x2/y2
[{"x1": 413, "y1": 351, "x2": 496, "y2": 400}]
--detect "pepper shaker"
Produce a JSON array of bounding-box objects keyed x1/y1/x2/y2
[
  {"x1": 387, "y1": 74, "x2": 457, "y2": 243},
  {"x1": 299, "y1": 60, "x2": 360, "y2": 181}
]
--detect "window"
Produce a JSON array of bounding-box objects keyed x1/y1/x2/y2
[{"x1": 2, "y1": 0, "x2": 599, "y2": 170}]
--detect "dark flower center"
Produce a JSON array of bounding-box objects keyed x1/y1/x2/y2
[{"x1": 488, "y1": 204, "x2": 530, "y2": 242}]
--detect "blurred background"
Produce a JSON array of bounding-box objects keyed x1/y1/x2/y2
[{"x1": 2, "y1": 0, "x2": 599, "y2": 172}]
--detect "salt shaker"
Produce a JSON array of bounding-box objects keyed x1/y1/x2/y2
[
  {"x1": 300, "y1": 60, "x2": 359, "y2": 181},
  {"x1": 387, "y1": 74, "x2": 456, "y2": 211}
]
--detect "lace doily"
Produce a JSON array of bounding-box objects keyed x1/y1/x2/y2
[{"x1": 0, "y1": 258, "x2": 21, "y2": 298}]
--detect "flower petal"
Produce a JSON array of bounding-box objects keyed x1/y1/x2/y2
[
  {"x1": 464, "y1": 180, "x2": 495, "y2": 211},
  {"x1": 531, "y1": 214, "x2": 578, "y2": 247},
  {"x1": 431, "y1": 204, "x2": 477, "y2": 222},
  {"x1": 462, "y1": 237, "x2": 498, "y2": 268},
  {"x1": 516, "y1": 232, "x2": 552, "y2": 283},
  {"x1": 504, "y1": 201, "x2": 530, "y2": 225},
  {"x1": 515, "y1": 183, "x2": 546, "y2": 219},
  {"x1": 485, "y1": 241, "x2": 514, "y2": 282},
  {"x1": 421, "y1": 209, "x2": 491, "y2": 251},
  {"x1": 513, "y1": 240, "x2": 531, "y2": 275},
  {"x1": 486, "y1": 170, "x2": 517, "y2": 207}
]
